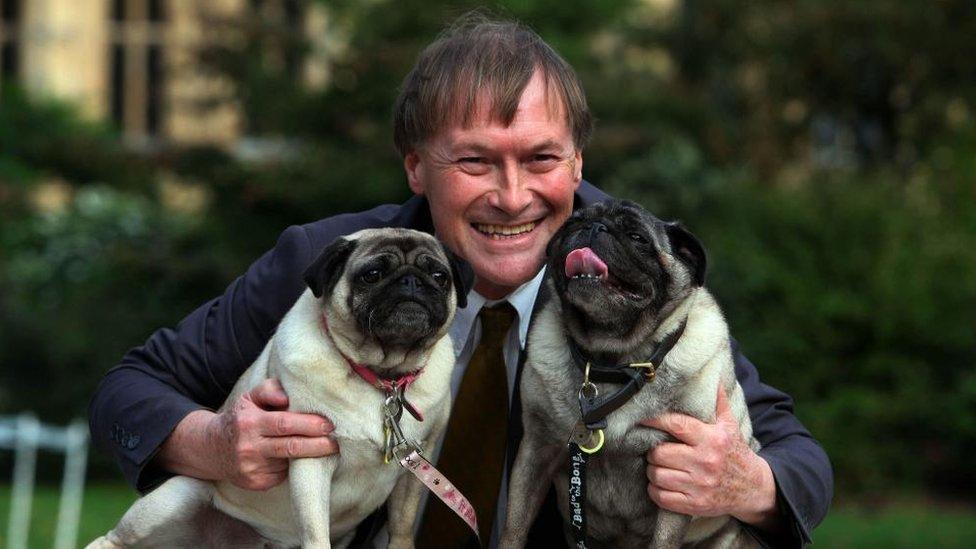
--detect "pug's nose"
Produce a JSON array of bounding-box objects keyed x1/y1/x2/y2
[
  {"x1": 589, "y1": 222, "x2": 609, "y2": 242},
  {"x1": 400, "y1": 273, "x2": 421, "y2": 295}
]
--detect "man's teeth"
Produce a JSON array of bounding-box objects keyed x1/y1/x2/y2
[
  {"x1": 474, "y1": 222, "x2": 536, "y2": 237},
  {"x1": 571, "y1": 274, "x2": 602, "y2": 280}
]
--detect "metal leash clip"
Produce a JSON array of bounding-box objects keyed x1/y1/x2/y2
[{"x1": 383, "y1": 391, "x2": 423, "y2": 463}]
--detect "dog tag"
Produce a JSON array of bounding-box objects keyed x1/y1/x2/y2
[
  {"x1": 568, "y1": 420, "x2": 591, "y2": 447},
  {"x1": 383, "y1": 424, "x2": 395, "y2": 463},
  {"x1": 568, "y1": 420, "x2": 605, "y2": 454}
]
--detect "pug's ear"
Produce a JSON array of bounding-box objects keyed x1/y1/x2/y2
[
  {"x1": 304, "y1": 237, "x2": 357, "y2": 298},
  {"x1": 443, "y1": 246, "x2": 471, "y2": 309},
  {"x1": 665, "y1": 222, "x2": 707, "y2": 286}
]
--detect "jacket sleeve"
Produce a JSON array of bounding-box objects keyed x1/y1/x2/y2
[
  {"x1": 732, "y1": 338, "x2": 834, "y2": 547},
  {"x1": 87, "y1": 224, "x2": 316, "y2": 492}
]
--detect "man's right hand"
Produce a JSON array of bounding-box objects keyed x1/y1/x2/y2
[{"x1": 156, "y1": 379, "x2": 338, "y2": 490}]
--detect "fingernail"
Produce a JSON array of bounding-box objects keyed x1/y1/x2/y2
[{"x1": 322, "y1": 420, "x2": 334, "y2": 433}]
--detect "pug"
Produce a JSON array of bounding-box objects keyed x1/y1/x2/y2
[
  {"x1": 88, "y1": 228, "x2": 466, "y2": 549},
  {"x1": 501, "y1": 200, "x2": 760, "y2": 549}
]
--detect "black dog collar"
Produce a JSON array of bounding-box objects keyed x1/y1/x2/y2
[{"x1": 569, "y1": 320, "x2": 687, "y2": 428}]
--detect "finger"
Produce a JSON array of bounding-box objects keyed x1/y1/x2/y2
[
  {"x1": 259, "y1": 411, "x2": 334, "y2": 437},
  {"x1": 262, "y1": 435, "x2": 339, "y2": 459},
  {"x1": 647, "y1": 484, "x2": 695, "y2": 515},
  {"x1": 639, "y1": 413, "x2": 706, "y2": 446},
  {"x1": 250, "y1": 379, "x2": 290, "y2": 410},
  {"x1": 646, "y1": 442, "x2": 697, "y2": 470},
  {"x1": 715, "y1": 385, "x2": 733, "y2": 421},
  {"x1": 645, "y1": 464, "x2": 694, "y2": 493}
]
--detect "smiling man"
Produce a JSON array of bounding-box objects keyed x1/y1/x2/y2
[
  {"x1": 403, "y1": 68, "x2": 582, "y2": 300},
  {"x1": 89, "y1": 15, "x2": 832, "y2": 548}
]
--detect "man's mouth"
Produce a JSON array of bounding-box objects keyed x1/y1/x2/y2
[{"x1": 473, "y1": 221, "x2": 538, "y2": 239}]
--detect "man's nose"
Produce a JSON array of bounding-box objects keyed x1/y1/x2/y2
[{"x1": 488, "y1": 162, "x2": 532, "y2": 215}]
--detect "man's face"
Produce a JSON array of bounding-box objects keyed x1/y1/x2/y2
[{"x1": 404, "y1": 70, "x2": 583, "y2": 299}]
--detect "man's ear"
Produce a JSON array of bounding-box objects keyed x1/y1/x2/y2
[
  {"x1": 664, "y1": 222, "x2": 707, "y2": 287},
  {"x1": 405, "y1": 151, "x2": 425, "y2": 195},
  {"x1": 303, "y1": 237, "x2": 357, "y2": 298},
  {"x1": 443, "y1": 246, "x2": 471, "y2": 309}
]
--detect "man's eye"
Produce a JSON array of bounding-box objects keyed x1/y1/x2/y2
[
  {"x1": 457, "y1": 157, "x2": 491, "y2": 174},
  {"x1": 361, "y1": 269, "x2": 383, "y2": 283},
  {"x1": 526, "y1": 154, "x2": 560, "y2": 172}
]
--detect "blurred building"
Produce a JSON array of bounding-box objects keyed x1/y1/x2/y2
[{"x1": 0, "y1": 0, "x2": 329, "y2": 147}]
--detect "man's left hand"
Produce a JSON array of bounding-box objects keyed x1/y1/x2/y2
[{"x1": 638, "y1": 387, "x2": 780, "y2": 529}]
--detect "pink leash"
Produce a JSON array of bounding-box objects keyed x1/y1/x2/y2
[
  {"x1": 400, "y1": 450, "x2": 479, "y2": 536},
  {"x1": 321, "y1": 312, "x2": 480, "y2": 538}
]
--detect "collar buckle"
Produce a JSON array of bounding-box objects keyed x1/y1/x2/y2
[{"x1": 629, "y1": 361, "x2": 657, "y2": 382}]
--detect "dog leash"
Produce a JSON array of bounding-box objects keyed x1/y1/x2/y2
[
  {"x1": 321, "y1": 313, "x2": 481, "y2": 540},
  {"x1": 375, "y1": 374, "x2": 480, "y2": 541},
  {"x1": 564, "y1": 320, "x2": 687, "y2": 549}
]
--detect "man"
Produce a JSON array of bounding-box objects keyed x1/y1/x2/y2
[{"x1": 89, "y1": 16, "x2": 831, "y2": 548}]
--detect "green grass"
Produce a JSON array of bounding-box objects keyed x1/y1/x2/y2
[
  {"x1": 2, "y1": 483, "x2": 976, "y2": 548},
  {"x1": 0, "y1": 483, "x2": 136, "y2": 548},
  {"x1": 814, "y1": 503, "x2": 976, "y2": 548}
]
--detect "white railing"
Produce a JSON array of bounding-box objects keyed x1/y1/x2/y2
[{"x1": 0, "y1": 414, "x2": 88, "y2": 549}]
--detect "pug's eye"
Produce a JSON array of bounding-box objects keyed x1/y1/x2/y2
[
  {"x1": 431, "y1": 271, "x2": 449, "y2": 288},
  {"x1": 361, "y1": 269, "x2": 383, "y2": 284},
  {"x1": 628, "y1": 232, "x2": 648, "y2": 244}
]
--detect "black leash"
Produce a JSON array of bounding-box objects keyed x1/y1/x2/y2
[{"x1": 565, "y1": 321, "x2": 687, "y2": 548}]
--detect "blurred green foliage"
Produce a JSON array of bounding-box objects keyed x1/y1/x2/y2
[
  {"x1": 1, "y1": 0, "x2": 974, "y2": 500},
  {"x1": 606, "y1": 139, "x2": 976, "y2": 497}
]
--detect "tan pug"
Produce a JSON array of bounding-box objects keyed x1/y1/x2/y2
[
  {"x1": 88, "y1": 228, "x2": 465, "y2": 549},
  {"x1": 502, "y1": 201, "x2": 760, "y2": 549}
]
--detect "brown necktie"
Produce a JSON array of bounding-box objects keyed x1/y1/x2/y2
[{"x1": 416, "y1": 303, "x2": 516, "y2": 547}]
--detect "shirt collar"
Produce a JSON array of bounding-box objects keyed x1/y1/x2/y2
[{"x1": 449, "y1": 266, "x2": 547, "y2": 355}]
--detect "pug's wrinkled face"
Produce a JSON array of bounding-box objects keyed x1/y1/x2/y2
[
  {"x1": 547, "y1": 200, "x2": 706, "y2": 354},
  {"x1": 304, "y1": 228, "x2": 466, "y2": 363}
]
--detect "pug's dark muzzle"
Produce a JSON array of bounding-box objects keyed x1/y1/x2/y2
[
  {"x1": 357, "y1": 270, "x2": 450, "y2": 349},
  {"x1": 553, "y1": 221, "x2": 653, "y2": 305}
]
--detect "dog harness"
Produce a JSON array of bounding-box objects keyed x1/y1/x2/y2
[
  {"x1": 320, "y1": 313, "x2": 480, "y2": 539},
  {"x1": 564, "y1": 320, "x2": 688, "y2": 549}
]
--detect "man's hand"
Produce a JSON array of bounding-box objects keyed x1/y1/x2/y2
[
  {"x1": 157, "y1": 379, "x2": 338, "y2": 490},
  {"x1": 639, "y1": 387, "x2": 781, "y2": 531}
]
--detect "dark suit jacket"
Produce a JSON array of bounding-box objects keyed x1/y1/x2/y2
[{"x1": 88, "y1": 181, "x2": 832, "y2": 547}]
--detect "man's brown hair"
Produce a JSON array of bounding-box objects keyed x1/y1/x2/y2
[{"x1": 393, "y1": 14, "x2": 593, "y2": 157}]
